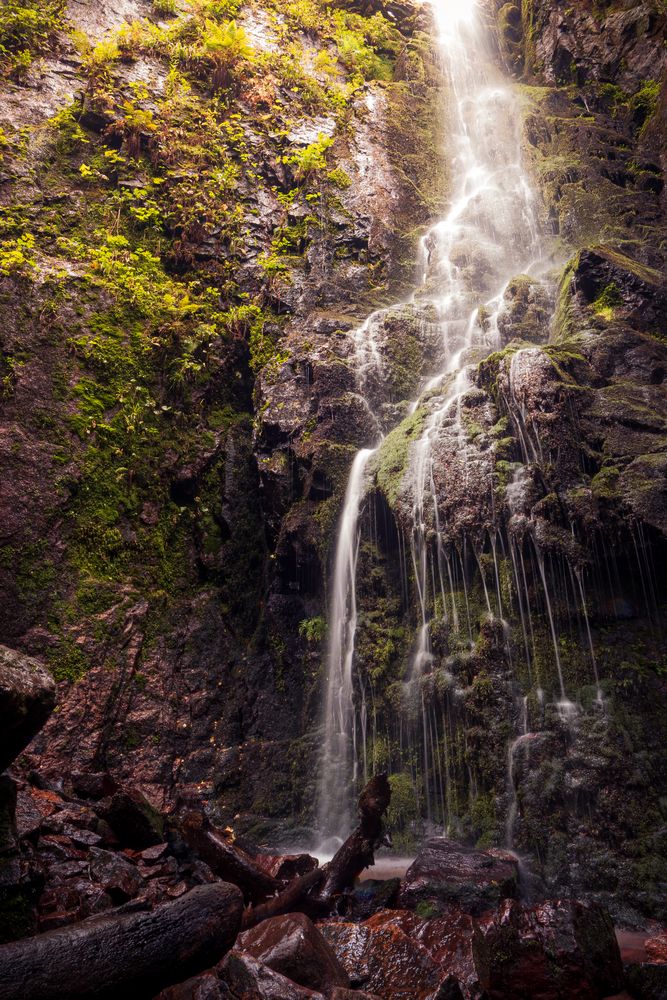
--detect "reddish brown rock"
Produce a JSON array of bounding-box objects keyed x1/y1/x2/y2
[
  {"x1": 645, "y1": 934, "x2": 667, "y2": 964},
  {"x1": 398, "y1": 838, "x2": 518, "y2": 916},
  {"x1": 0, "y1": 646, "x2": 56, "y2": 772},
  {"x1": 472, "y1": 899, "x2": 624, "y2": 1000},
  {"x1": 426, "y1": 977, "x2": 465, "y2": 1000},
  {"x1": 219, "y1": 951, "x2": 325, "y2": 999},
  {"x1": 155, "y1": 972, "x2": 230, "y2": 999},
  {"x1": 237, "y1": 912, "x2": 349, "y2": 993},
  {"x1": 71, "y1": 772, "x2": 118, "y2": 801},
  {"x1": 253, "y1": 853, "x2": 319, "y2": 881},
  {"x1": 141, "y1": 842, "x2": 171, "y2": 864},
  {"x1": 88, "y1": 847, "x2": 142, "y2": 903},
  {"x1": 330, "y1": 990, "x2": 382, "y2": 1000},
  {"x1": 368, "y1": 908, "x2": 482, "y2": 997},
  {"x1": 320, "y1": 913, "x2": 442, "y2": 1000}
]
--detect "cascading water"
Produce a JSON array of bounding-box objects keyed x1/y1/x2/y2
[{"x1": 317, "y1": 0, "x2": 560, "y2": 841}]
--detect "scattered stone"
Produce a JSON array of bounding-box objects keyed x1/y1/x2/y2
[
  {"x1": 237, "y1": 911, "x2": 349, "y2": 993},
  {"x1": 88, "y1": 847, "x2": 142, "y2": 903},
  {"x1": 398, "y1": 838, "x2": 519, "y2": 916},
  {"x1": 0, "y1": 646, "x2": 56, "y2": 772},
  {"x1": 71, "y1": 772, "x2": 118, "y2": 801},
  {"x1": 219, "y1": 951, "x2": 325, "y2": 999},
  {"x1": 645, "y1": 935, "x2": 667, "y2": 964},
  {"x1": 154, "y1": 971, "x2": 231, "y2": 999},
  {"x1": 98, "y1": 788, "x2": 165, "y2": 849},
  {"x1": 141, "y1": 843, "x2": 171, "y2": 864}
]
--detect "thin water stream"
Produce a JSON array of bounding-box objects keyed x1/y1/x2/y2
[{"x1": 317, "y1": 0, "x2": 558, "y2": 841}]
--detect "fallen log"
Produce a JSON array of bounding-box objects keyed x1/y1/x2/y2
[
  {"x1": 0, "y1": 882, "x2": 243, "y2": 1000},
  {"x1": 179, "y1": 810, "x2": 280, "y2": 904},
  {"x1": 242, "y1": 774, "x2": 391, "y2": 929}
]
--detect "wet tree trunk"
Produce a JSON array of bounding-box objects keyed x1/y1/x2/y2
[{"x1": 0, "y1": 883, "x2": 243, "y2": 1000}]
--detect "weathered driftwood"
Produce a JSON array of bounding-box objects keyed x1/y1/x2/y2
[
  {"x1": 242, "y1": 774, "x2": 391, "y2": 929},
  {"x1": 0, "y1": 883, "x2": 243, "y2": 1000},
  {"x1": 315, "y1": 773, "x2": 391, "y2": 907},
  {"x1": 179, "y1": 810, "x2": 280, "y2": 904}
]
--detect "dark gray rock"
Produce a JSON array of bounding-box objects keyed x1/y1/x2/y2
[
  {"x1": 0, "y1": 646, "x2": 55, "y2": 772},
  {"x1": 398, "y1": 838, "x2": 519, "y2": 915}
]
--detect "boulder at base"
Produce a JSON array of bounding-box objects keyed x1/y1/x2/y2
[
  {"x1": 0, "y1": 646, "x2": 56, "y2": 772},
  {"x1": 472, "y1": 898, "x2": 624, "y2": 1000},
  {"x1": 236, "y1": 911, "x2": 349, "y2": 993},
  {"x1": 219, "y1": 951, "x2": 325, "y2": 999},
  {"x1": 321, "y1": 913, "x2": 442, "y2": 1000},
  {"x1": 397, "y1": 838, "x2": 519, "y2": 916}
]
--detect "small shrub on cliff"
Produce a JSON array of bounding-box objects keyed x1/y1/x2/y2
[
  {"x1": 200, "y1": 19, "x2": 252, "y2": 89},
  {"x1": 285, "y1": 133, "x2": 334, "y2": 181},
  {"x1": 0, "y1": 233, "x2": 37, "y2": 276},
  {"x1": 298, "y1": 616, "x2": 327, "y2": 642}
]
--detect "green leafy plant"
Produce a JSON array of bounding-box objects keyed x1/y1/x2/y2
[
  {"x1": 0, "y1": 0, "x2": 66, "y2": 78},
  {"x1": 298, "y1": 616, "x2": 328, "y2": 642},
  {"x1": 200, "y1": 18, "x2": 252, "y2": 89},
  {"x1": 285, "y1": 133, "x2": 334, "y2": 181}
]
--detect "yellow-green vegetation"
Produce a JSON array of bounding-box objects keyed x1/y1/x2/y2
[
  {"x1": 591, "y1": 282, "x2": 621, "y2": 321},
  {"x1": 298, "y1": 615, "x2": 327, "y2": 642},
  {"x1": 0, "y1": 0, "x2": 67, "y2": 79}
]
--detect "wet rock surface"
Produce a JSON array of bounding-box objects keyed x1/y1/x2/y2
[
  {"x1": 0, "y1": 1, "x2": 666, "y2": 995},
  {"x1": 473, "y1": 898, "x2": 625, "y2": 1000},
  {"x1": 320, "y1": 914, "x2": 443, "y2": 999},
  {"x1": 236, "y1": 912, "x2": 349, "y2": 993},
  {"x1": 397, "y1": 839, "x2": 519, "y2": 916}
]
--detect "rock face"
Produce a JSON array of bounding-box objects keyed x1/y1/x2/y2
[
  {"x1": 320, "y1": 915, "x2": 443, "y2": 1000},
  {"x1": 0, "y1": 0, "x2": 665, "y2": 933},
  {"x1": 397, "y1": 839, "x2": 519, "y2": 916},
  {"x1": 0, "y1": 646, "x2": 55, "y2": 772}
]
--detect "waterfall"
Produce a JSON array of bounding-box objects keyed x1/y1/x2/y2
[
  {"x1": 317, "y1": 0, "x2": 552, "y2": 839},
  {"x1": 317, "y1": 448, "x2": 377, "y2": 842}
]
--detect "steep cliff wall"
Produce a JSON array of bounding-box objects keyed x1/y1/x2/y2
[{"x1": 1, "y1": 0, "x2": 665, "y2": 924}]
